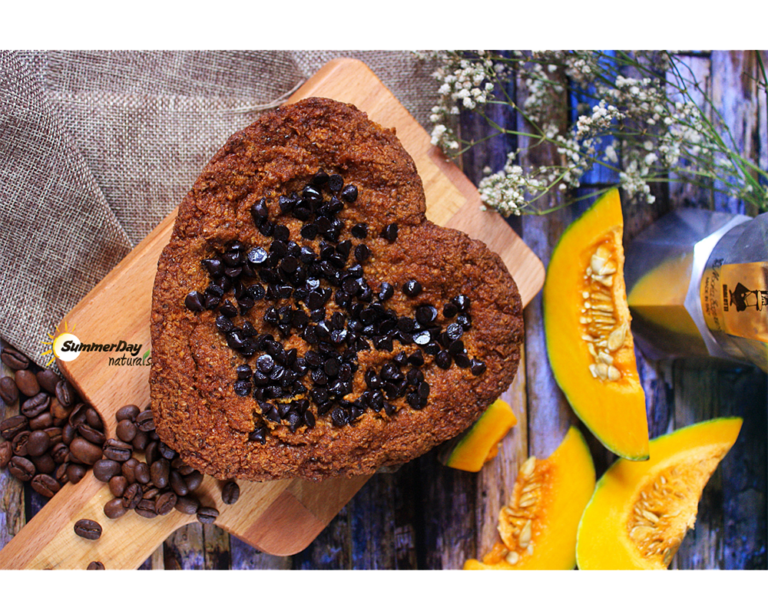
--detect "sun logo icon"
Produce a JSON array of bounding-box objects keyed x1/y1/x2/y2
[{"x1": 41, "y1": 321, "x2": 82, "y2": 367}]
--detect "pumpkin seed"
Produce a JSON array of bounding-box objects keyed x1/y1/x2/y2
[
  {"x1": 505, "y1": 550, "x2": 520, "y2": 565},
  {"x1": 518, "y1": 520, "x2": 532, "y2": 548}
]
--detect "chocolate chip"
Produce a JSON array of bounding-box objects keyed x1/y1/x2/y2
[
  {"x1": 351, "y1": 223, "x2": 368, "y2": 239},
  {"x1": 470, "y1": 359, "x2": 487, "y2": 375},
  {"x1": 234, "y1": 380, "x2": 252, "y2": 397},
  {"x1": 330, "y1": 407, "x2": 349, "y2": 427},
  {"x1": 452, "y1": 294, "x2": 471, "y2": 312},
  {"x1": 416, "y1": 305, "x2": 438, "y2": 325},
  {"x1": 297, "y1": 222, "x2": 317, "y2": 240},
  {"x1": 454, "y1": 353, "x2": 472, "y2": 369},
  {"x1": 457, "y1": 313, "x2": 472, "y2": 330},
  {"x1": 412, "y1": 330, "x2": 432, "y2": 346},
  {"x1": 201, "y1": 258, "x2": 223, "y2": 278},
  {"x1": 247, "y1": 247, "x2": 269, "y2": 265},
  {"x1": 257, "y1": 354, "x2": 275, "y2": 374},
  {"x1": 435, "y1": 350, "x2": 452, "y2": 369},
  {"x1": 445, "y1": 322, "x2": 464, "y2": 342},
  {"x1": 328, "y1": 174, "x2": 344, "y2": 192},
  {"x1": 347, "y1": 242, "x2": 369, "y2": 264},
  {"x1": 380, "y1": 223, "x2": 398, "y2": 243},
  {"x1": 402, "y1": 280, "x2": 422, "y2": 298},
  {"x1": 341, "y1": 184, "x2": 358, "y2": 203},
  {"x1": 449, "y1": 339, "x2": 465, "y2": 356},
  {"x1": 185, "y1": 291, "x2": 205, "y2": 312},
  {"x1": 378, "y1": 282, "x2": 394, "y2": 301}
]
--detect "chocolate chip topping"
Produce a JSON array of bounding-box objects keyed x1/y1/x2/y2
[{"x1": 183, "y1": 172, "x2": 488, "y2": 442}]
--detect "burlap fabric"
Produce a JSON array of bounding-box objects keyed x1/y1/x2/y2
[{"x1": 0, "y1": 50, "x2": 441, "y2": 367}]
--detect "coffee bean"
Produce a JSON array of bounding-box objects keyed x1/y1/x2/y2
[
  {"x1": 169, "y1": 470, "x2": 189, "y2": 497},
  {"x1": 124, "y1": 430, "x2": 146, "y2": 453},
  {"x1": 135, "y1": 498, "x2": 157, "y2": 519},
  {"x1": 15, "y1": 370, "x2": 40, "y2": 397},
  {"x1": 29, "y1": 411, "x2": 53, "y2": 431},
  {"x1": 109, "y1": 475, "x2": 127, "y2": 498},
  {"x1": 122, "y1": 483, "x2": 142, "y2": 509},
  {"x1": 8, "y1": 456, "x2": 35, "y2": 481},
  {"x1": 69, "y1": 437, "x2": 103, "y2": 465},
  {"x1": 116, "y1": 404, "x2": 140, "y2": 422},
  {"x1": 93, "y1": 459, "x2": 122, "y2": 482},
  {"x1": 184, "y1": 470, "x2": 203, "y2": 492},
  {"x1": 155, "y1": 491, "x2": 177, "y2": 516},
  {"x1": 36, "y1": 370, "x2": 61, "y2": 395},
  {"x1": 55, "y1": 462, "x2": 70, "y2": 485},
  {"x1": 145, "y1": 440, "x2": 159, "y2": 466},
  {"x1": 134, "y1": 462, "x2": 151, "y2": 485},
  {"x1": 221, "y1": 481, "x2": 240, "y2": 505},
  {"x1": 158, "y1": 441, "x2": 176, "y2": 461},
  {"x1": 0, "y1": 376, "x2": 19, "y2": 405},
  {"x1": 116, "y1": 419, "x2": 137, "y2": 443},
  {"x1": 27, "y1": 430, "x2": 51, "y2": 456},
  {"x1": 50, "y1": 398, "x2": 71, "y2": 423},
  {"x1": 0, "y1": 415, "x2": 28, "y2": 440},
  {"x1": 0, "y1": 441, "x2": 13, "y2": 469},
  {"x1": 31, "y1": 474, "x2": 60, "y2": 498},
  {"x1": 102, "y1": 438, "x2": 132, "y2": 462},
  {"x1": 172, "y1": 459, "x2": 196, "y2": 476},
  {"x1": 73, "y1": 519, "x2": 102, "y2": 540},
  {"x1": 67, "y1": 463, "x2": 87, "y2": 484},
  {"x1": 174, "y1": 495, "x2": 200, "y2": 515},
  {"x1": 50, "y1": 442, "x2": 70, "y2": 464},
  {"x1": 31, "y1": 454, "x2": 55, "y2": 475},
  {"x1": 104, "y1": 498, "x2": 127, "y2": 519},
  {"x1": 150, "y1": 459, "x2": 170, "y2": 489},
  {"x1": 143, "y1": 486, "x2": 160, "y2": 500},
  {"x1": 135, "y1": 409, "x2": 155, "y2": 432},
  {"x1": 21, "y1": 393, "x2": 51, "y2": 419},
  {"x1": 43, "y1": 426, "x2": 63, "y2": 445},
  {"x1": 1, "y1": 347, "x2": 28, "y2": 370},
  {"x1": 87, "y1": 561, "x2": 105, "y2": 570},
  {"x1": 68, "y1": 403, "x2": 88, "y2": 427},
  {"x1": 55, "y1": 380, "x2": 76, "y2": 407},
  {"x1": 197, "y1": 506, "x2": 219, "y2": 524},
  {"x1": 122, "y1": 457, "x2": 139, "y2": 483},
  {"x1": 77, "y1": 423, "x2": 106, "y2": 446},
  {"x1": 11, "y1": 430, "x2": 30, "y2": 456},
  {"x1": 62, "y1": 423, "x2": 76, "y2": 445},
  {"x1": 85, "y1": 407, "x2": 103, "y2": 430}
]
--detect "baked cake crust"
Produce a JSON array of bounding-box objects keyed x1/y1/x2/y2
[{"x1": 150, "y1": 97, "x2": 523, "y2": 481}]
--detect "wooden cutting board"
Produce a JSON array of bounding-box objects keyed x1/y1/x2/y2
[{"x1": 0, "y1": 58, "x2": 544, "y2": 570}]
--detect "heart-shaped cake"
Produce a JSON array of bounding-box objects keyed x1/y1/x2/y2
[{"x1": 150, "y1": 97, "x2": 523, "y2": 481}]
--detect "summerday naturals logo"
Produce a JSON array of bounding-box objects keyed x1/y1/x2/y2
[{"x1": 42, "y1": 321, "x2": 151, "y2": 367}]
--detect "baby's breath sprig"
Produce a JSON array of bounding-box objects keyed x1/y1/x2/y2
[{"x1": 425, "y1": 51, "x2": 768, "y2": 216}]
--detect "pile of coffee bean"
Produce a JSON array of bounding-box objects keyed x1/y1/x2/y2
[
  {"x1": 1, "y1": 346, "x2": 99, "y2": 498},
  {"x1": 91, "y1": 402, "x2": 229, "y2": 523},
  {"x1": 184, "y1": 170, "x2": 487, "y2": 441},
  {"x1": 1, "y1": 344, "x2": 240, "y2": 534}
]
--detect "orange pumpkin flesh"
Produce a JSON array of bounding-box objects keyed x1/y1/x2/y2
[
  {"x1": 464, "y1": 426, "x2": 595, "y2": 570},
  {"x1": 543, "y1": 189, "x2": 649, "y2": 460},
  {"x1": 444, "y1": 400, "x2": 518, "y2": 472},
  {"x1": 576, "y1": 417, "x2": 742, "y2": 570}
]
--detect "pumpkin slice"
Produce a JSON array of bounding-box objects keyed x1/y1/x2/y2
[
  {"x1": 576, "y1": 416, "x2": 742, "y2": 570},
  {"x1": 544, "y1": 188, "x2": 649, "y2": 460},
  {"x1": 443, "y1": 399, "x2": 518, "y2": 472},
  {"x1": 464, "y1": 426, "x2": 595, "y2": 570}
]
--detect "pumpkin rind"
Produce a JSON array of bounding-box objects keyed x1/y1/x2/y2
[
  {"x1": 444, "y1": 399, "x2": 518, "y2": 472},
  {"x1": 576, "y1": 417, "x2": 743, "y2": 570},
  {"x1": 543, "y1": 189, "x2": 649, "y2": 460},
  {"x1": 464, "y1": 426, "x2": 595, "y2": 570}
]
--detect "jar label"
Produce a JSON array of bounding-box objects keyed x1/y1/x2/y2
[{"x1": 701, "y1": 260, "x2": 768, "y2": 342}]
